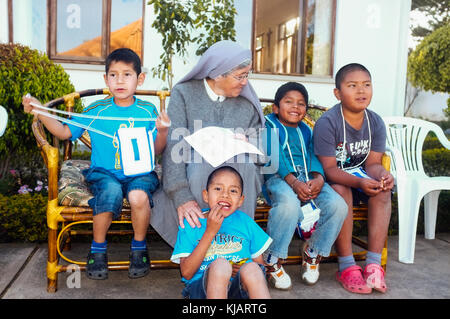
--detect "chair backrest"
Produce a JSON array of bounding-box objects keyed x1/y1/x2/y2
[{"x1": 383, "y1": 116, "x2": 447, "y2": 176}]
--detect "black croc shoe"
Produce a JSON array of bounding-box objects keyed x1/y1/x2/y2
[
  {"x1": 86, "y1": 252, "x2": 108, "y2": 280},
  {"x1": 128, "y1": 250, "x2": 150, "y2": 279}
]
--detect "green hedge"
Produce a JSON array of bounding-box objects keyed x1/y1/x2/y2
[{"x1": 0, "y1": 193, "x2": 47, "y2": 242}]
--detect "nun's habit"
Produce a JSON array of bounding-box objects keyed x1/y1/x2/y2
[{"x1": 150, "y1": 40, "x2": 265, "y2": 247}]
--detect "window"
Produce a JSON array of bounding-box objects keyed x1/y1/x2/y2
[
  {"x1": 8, "y1": 0, "x2": 47, "y2": 52},
  {"x1": 253, "y1": 0, "x2": 335, "y2": 76},
  {"x1": 49, "y1": 0, "x2": 144, "y2": 64}
]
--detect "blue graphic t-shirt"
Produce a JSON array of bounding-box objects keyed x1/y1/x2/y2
[
  {"x1": 170, "y1": 210, "x2": 272, "y2": 284},
  {"x1": 66, "y1": 96, "x2": 159, "y2": 180}
]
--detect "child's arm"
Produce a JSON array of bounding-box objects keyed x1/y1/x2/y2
[
  {"x1": 22, "y1": 95, "x2": 72, "y2": 140},
  {"x1": 179, "y1": 204, "x2": 223, "y2": 280},
  {"x1": 318, "y1": 155, "x2": 382, "y2": 196},
  {"x1": 364, "y1": 151, "x2": 394, "y2": 191},
  {"x1": 154, "y1": 110, "x2": 170, "y2": 155}
]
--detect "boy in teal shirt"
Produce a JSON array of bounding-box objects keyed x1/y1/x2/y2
[
  {"x1": 23, "y1": 48, "x2": 170, "y2": 280},
  {"x1": 171, "y1": 166, "x2": 272, "y2": 299},
  {"x1": 263, "y1": 82, "x2": 347, "y2": 289}
]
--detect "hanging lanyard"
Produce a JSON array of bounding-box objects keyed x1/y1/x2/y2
[
  {"x1": 286, "y1": 127, "x2": 309, "y2": 182},
  {"x1": 286, "y1": 127, "x2": 319, "y2": 207},
  {"x1": 30, "y1": 102, "x2": 161, "y2": 139},
  {"x1": 338, "y1": 105, "x2": 371, "y2": 171}
]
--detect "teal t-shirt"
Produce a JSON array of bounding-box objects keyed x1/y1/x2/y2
[
  {"x1": 170, "y1": 210, "x2": 272, "y2": 284},
  {"x1": 66, "y1": 96, "x2": 159, "y2": 180}
]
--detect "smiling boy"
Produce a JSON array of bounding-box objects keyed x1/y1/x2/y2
[
  {"x1": 262, "y1": 82, "x2": 347, "y2": 290},
  {"x1": 170, "y1": 166, "x2": 272, "y2": 299}
]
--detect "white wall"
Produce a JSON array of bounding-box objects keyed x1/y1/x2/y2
[
  {"x1": 7, "y1": 0, "x2": 411, "y2": 116},
  {"x1": 0, "y1": 0, "x2": 8, "y2": 43},
  {"x1": 333, "y1": 0, "x2": 411, "y2": 116},
  {"x1": 408, "y1": 89, "x2": 449, "y2": 121}
]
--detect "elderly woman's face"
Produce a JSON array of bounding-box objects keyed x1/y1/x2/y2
[{"x1": 215, "y1": 65, "x2": 252, "y2": 97}]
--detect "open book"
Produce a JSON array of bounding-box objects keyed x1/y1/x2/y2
[{"x1": 184, "y1": 126, "x2": 264, "y2": 167}]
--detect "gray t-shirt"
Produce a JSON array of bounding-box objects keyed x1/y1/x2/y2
[{"x1": 313, "y1": 104, "x2": 386, "y2": 170}]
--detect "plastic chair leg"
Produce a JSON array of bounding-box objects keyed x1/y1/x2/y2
[
  {"x1": 424, "y1": 190, "x2": 441, "y2": 240},
  {"x1": 398, "y1": 193, "x2": 421, "y2": 264}
]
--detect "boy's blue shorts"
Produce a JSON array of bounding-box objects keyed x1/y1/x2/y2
[
  {"x1": 83, "y1": 167, "x2": 159, "y2": 219},
  {"x1": 181, "y1": 263, "x2": 266, "y2": 299}
]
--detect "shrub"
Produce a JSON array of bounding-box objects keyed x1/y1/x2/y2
[
  {"x1": 407, "y1": 24, "x2": 450, "y2": 106},
  {"x1": 0, "y1": 43, "x2": 81, "y2": 179},
  {"x1": 423, "y1": 148, "x2": 450, "y2": 176},
  {"x1": 0, "y1": 193, "x2": 47, "y2": 242}
]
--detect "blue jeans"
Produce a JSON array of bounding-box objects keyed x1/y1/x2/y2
[
  {"x1": 182, "y1": 263, "x2": 266, "y2": 299},
  {"x1": 264, "y1": 174, "x2": 347, "y2": 258},
  {"x1": 83, "y1": 167, "x2": 159, "y2": 219}
]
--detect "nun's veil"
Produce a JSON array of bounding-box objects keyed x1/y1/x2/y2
[{"x1": 177, "y1": 40, "x2": 265, "y2": 125}]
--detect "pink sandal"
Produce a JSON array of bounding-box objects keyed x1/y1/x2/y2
[
  {"x1": 336, "y1": 265, "x2": 372, "y2": 294},
  {"x1": 364, "y1": 263, "x2": 387, "y2": 293}
]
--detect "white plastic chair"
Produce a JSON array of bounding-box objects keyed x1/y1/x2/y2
[{"x1": 383, "y1": 116, "x2": 450, "y2": 263}]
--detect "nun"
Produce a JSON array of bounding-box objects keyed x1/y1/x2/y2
[{"x1": 150, "y1": 40, "x2": 266, "y2": 247}]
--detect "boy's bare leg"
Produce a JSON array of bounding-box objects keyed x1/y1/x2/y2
[
  {"x1": 367, "y1": 190, "x2": 391, "y2": 253},
  {"x1": 331, "y1": 184, "x2": 354, "y2": 257},
  {"x1": 206, "y1": 258, "x2": 232, "y2": 299},
  {"x1": 240, "y1": 262, "x2": 271, "y2": 299},
  {"x1": 128, "y1": 190, "x2": 151, "y2": 241},
  {"x1": 93, "y1": 212, "x2": 113, "y2": 243}
]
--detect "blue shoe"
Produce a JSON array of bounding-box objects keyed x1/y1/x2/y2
[
  {"x1": 128, "y1": 249, "x2": 150, "y2": 279},
  {"x1": 86, "y1": 252, "x2": 108, "y2": 280}
]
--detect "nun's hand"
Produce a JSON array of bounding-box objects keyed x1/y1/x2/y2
[{"x1": 177, "y1": 200, "x2": 204, "y2": 228}]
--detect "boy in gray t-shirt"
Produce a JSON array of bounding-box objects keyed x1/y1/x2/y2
[{"x1": 313, "y1": 63, "x2": 394, "y2": 295}]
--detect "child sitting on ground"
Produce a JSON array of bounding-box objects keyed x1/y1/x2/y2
[
  {"x1": 170, "y1": 166, "x2": 272, "y2": 299},
  {"x1": 262, "y1": 82, "x2": 347, "y2": 289},
  {"x1": 23, "y1": 48, "x2": 170, "y2": 280},
  {"x1": 313, "y1": 63, "x2": 394, "y2": 294}
]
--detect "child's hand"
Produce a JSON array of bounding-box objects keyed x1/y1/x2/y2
[
  {"x1": 22, "y1": 94, "x2": 42, "y2": 114},
  {"x1": 307, "y1": 175, "x2": 324, "y2": 199},
  {"x1": 292, "y1": 180, "x2": 313, "y2": 202},
  {"x1": 359, "y1": 178, "x2": 383, "y2": 196},
  {"x1": 205, "y1": 203, "x2": 224, "y2": 236},
  {"x1": 155, "y1": 110, "x2": 171, "y2": 131},
  {"x1": 380, "y1": 173, "x2": 394, "y2": 191}
]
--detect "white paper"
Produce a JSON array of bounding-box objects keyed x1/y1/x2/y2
[
  {"x1": 184, "y1": 126, "x2": 263, "y2": 167},
  {"x1": 118, "y1": 127, "x2": 155, "y2": 176}
]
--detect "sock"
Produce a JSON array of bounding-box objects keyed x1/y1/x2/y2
[
  {"x1": 365, "y1": 251, "x2": 382, "y2": 266},
  {"x1": 131, "y1": 238, "x2": 147, "y2": 251},
  {"x1": 338, "y1": 255, "x2": 356, "y2": 272},
  {"x1": 90, "y1": 240, "x2": 107, "y2": 254},
  {"x1": 264, "y1": 252, "x2": 278, "y2": 265}
]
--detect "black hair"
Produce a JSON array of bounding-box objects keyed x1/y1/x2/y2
[
  {"x1": 206, "y1": 166, "x2": 244, "y2": 195},
  {"x1": 335, "y1": 63, "x2": 371, "y2": 90},
  {"x1": 105, "y1": 48, "x2": 141, "y2": 75},
  {"x1": 274, "y1": 82, "x2": 309, "y2": 108}
]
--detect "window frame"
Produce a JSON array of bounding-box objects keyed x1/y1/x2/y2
[
  {"x1": 251, "y1": 0, "x2": 336, "y2": 78},
  {"x1": 47, "y1": 0, "x2": 145, "y2": 65}
]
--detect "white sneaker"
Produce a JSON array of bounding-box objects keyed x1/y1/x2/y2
[
  {"x1": 266, "y1": 262, "x2": 292, "y2": 290},
  {"x1": 301, "y1": 244, "x2": 321, "y2": 285}
]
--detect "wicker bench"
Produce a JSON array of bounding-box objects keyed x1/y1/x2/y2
[{"x1": 32, "y1": 90, "x2": 388, "y2": 292}]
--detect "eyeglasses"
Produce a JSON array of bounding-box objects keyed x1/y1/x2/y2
[{"x1": 230, "y1": 70, "x2": 252, "y2": 82}]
